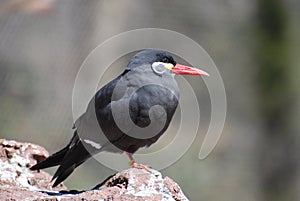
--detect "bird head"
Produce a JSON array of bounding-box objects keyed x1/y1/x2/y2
[{"x1": 126, "y1": 49, "x2": 209, "y2": 76}]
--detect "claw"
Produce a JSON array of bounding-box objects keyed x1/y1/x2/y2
[
  {"x1": 125, "y1": 151, "x2": 150, "y2": 172},
  {"x1": 131, "y1": 162, "x2": 150, "y2": 172}
]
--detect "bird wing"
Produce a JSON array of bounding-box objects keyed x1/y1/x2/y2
[
  {"x1": 74, "y1": 73, "x2": 128, "y2": 151},
  {"x1": 30, "y1": 71, "x2": 129, "y2": 187},
  {"x1": 93, "y1": 71, "x2": 179, "y2": 153}
]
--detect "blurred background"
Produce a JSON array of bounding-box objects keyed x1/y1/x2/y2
[{"x1": 0, "y1": 0, "x2": 299, "y2": 200}]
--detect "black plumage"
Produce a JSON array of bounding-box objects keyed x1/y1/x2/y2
[{"x1": 30, "y1": 49, "x2": 208, "y2": 187}]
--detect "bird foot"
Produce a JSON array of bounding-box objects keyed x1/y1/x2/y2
[{"x1": 129, "y1": 160, "x2": 150, "y2": 172}]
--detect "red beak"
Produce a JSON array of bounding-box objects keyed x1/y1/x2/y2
[{"x1": 172, "y1": 64, "x2": 209, "y2": 76}]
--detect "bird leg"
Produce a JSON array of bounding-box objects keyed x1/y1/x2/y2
[{"x1": 125, "y1": 151, "x2": 150, "y2": 172}]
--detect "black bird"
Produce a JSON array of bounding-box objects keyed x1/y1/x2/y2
[{"x1": 30, "y1": 49, "x2": 209, "y2": 187}]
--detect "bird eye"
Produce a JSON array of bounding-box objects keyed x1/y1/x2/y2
[
  {"x1": 151, "y1": 62, "x2": 166, "y2": 75},
  {"x1": 162, "y1": 57, "x2": 169, "y2": 63}
]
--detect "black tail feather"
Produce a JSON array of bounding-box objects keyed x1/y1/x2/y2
[
  {"x1": 30, "y1": 133, "x2": 78, "y2": 171},
  {"x1": 52, "y1": 164, "x2": 76, "y2": 187},
  {"x1": 51, "y1": 139, "x2": 91, "y2": 187},
  {"x1": 30, "y1": 146, "x2": 69, "y2": 170},
  {"x1": 30, "y1": 131, "x2": 93, "y2": 187}
]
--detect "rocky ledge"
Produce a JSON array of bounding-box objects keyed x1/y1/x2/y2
[{"x1": 0, "y1": 139, "x2": 188, "y2": 201}]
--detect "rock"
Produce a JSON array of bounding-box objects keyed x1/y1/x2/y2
[
  {"x1": 88, "y1": 168, "x2": 188, "y2": 201},
  {"x1": 0, "y1": 139, "x2": 189, "y2": 201},
  {"x1": 0, "y1": 139, "x2": 67, "y2": 200}
]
